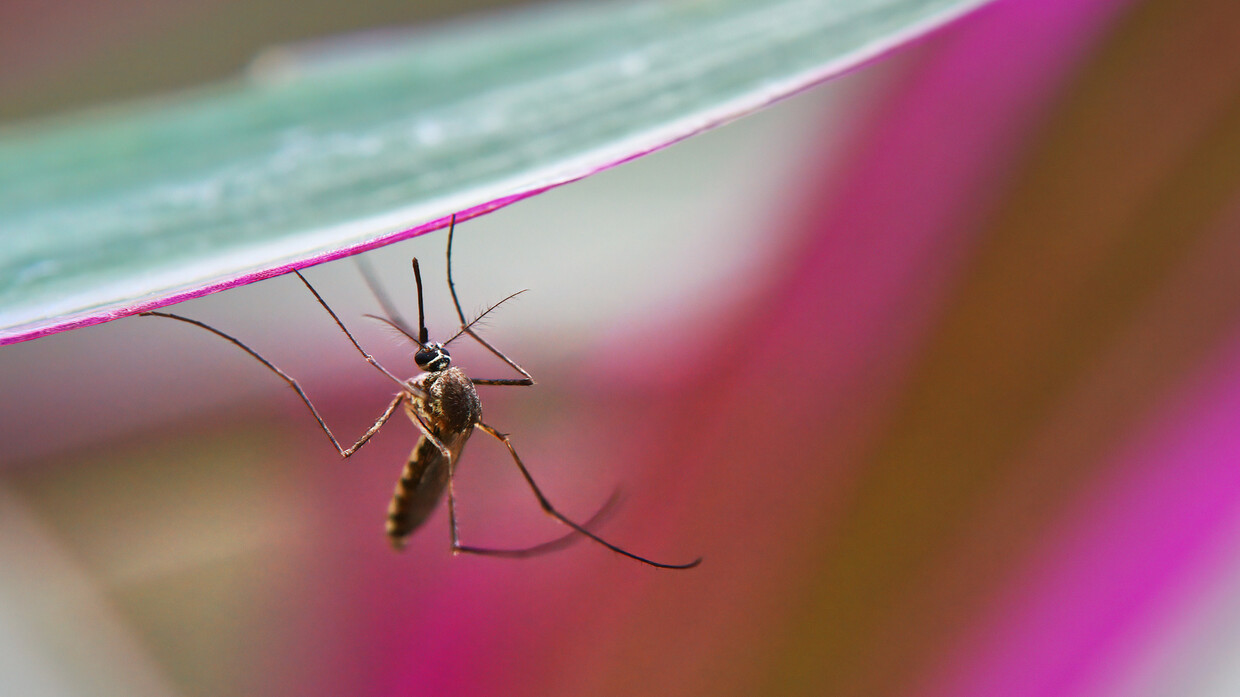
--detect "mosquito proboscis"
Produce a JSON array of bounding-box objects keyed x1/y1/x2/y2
[{"x1": 142, "y1": 215, "x2": 701, "y2": 570}]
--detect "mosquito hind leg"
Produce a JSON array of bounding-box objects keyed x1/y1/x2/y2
[
  {"x1": 448, "y1": 479, "x2": 625, "y2": 559},
  {"x1": 475, "y1": 421, "x2": 701, "y2": 569}
]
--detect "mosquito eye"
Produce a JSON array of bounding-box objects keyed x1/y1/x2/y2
[{"x1": 416, "y1": 347, "x2": 450, "y2": 371}]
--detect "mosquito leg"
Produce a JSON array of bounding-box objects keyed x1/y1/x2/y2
[
  {"x1": 140, "y1": 311, "x2": 403, "y2": 458},
  {"x1": 403, "y1": 400, "x2": 452, "y2": 461},
  {"x1": 464, "y1": 329, "x2": 535, "y2": 386},
  {"x1": 471, "y1": 378, "x2": 535, "y2": 386},
  {"x1": 341, "y1": 393, "x2": 406, "y2": 457},
  {"x1": 451, "y1": 488, "x2": 624, "y2": 559},
  {"x1": 445, "y1": 213, "x2": 469, "y2": 326},
  {"x1": 447, "y1": 297, "x2": 536, "y2": 385},
  {"x1": 438, "y1": 214, "x2": 535, "y2": 386},
  {"x1": 445, "y1": 452, "x2": 465, "y2": 551},
  {"x1": 292, "y1": 270, "x2": 412, "y2": 393},
  {"x1": 447, "y1": 482, "x2": 462, "y2": 548},
  {"x1": 475, "y1": 422, "x2": 701, "y2": 569}
]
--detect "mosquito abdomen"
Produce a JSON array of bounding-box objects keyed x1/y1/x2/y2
[{"x1": 386, "y1": 436, "x2": 451, "y2": 549}]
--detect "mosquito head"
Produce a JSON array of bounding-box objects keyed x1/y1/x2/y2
[{"x1": 415, "y1": 342, "x2": 451, "y2": 372}]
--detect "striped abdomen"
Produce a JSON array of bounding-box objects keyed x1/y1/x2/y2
[
  {"x1": 387, "y1": 367, "x2": 481, "y2": 549},
  {"x1": 386, "y1": 429, "x2": 472, "y2": 549}
]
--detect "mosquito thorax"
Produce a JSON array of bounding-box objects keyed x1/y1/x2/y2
[{"x1": 415, "y1": 343, "x2": 451, "y2": 372}]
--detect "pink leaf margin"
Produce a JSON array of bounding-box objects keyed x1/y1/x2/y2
[{"x1": 0, "y1": 0, "x2": 999, "y2": 347}]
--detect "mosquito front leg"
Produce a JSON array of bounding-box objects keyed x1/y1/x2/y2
[
  {"x1": 141, "y1": 311, "x2": 403, "y2": 459},
  {"x1": 474, "y1": 422, "x2": 701, "y2": 569},
  {"x1": 293, "y1": 270, "x2": 411, "y2": 393}
]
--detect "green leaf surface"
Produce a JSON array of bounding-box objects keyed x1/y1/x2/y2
[{"x1": 0, "y1": 0, "x2": 992, "y2": 344}]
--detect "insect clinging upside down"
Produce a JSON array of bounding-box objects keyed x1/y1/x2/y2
[{"x1": 141, "y1": 214, "x2": 701, "y2": 570}]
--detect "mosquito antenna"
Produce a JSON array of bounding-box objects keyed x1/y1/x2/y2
[
  {"x1": 445, "y1": 289, "x2": 529, "y2": 345},
  {"x1": 355, "y1": 255, "x2": 416, "y2": 338},
  {"x1": 364, "y1": 314, "x2": 426, "y2": 349},
  {"x1": 445, "y1": 214, "x2": 470, "y2": 327},
  {"x1": 412, "y1": 258, "x2": 430, "y2": 346}
]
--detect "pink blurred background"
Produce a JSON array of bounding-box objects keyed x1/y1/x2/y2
[{"x1": 5, "y1": 0, "x2": 1240, "y2": 695}]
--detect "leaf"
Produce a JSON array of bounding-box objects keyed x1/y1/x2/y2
[{"x1": 0, "y1": 0, "x2": 993, "y2": 345}]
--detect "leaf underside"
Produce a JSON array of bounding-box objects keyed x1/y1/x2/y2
[{"x1": 0, "y1": 0, "x2": 993, "y2": 344}]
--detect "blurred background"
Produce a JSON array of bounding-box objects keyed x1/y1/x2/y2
[{"x1": 5, "y1": 0, "x2": 1240, "y2": 696}]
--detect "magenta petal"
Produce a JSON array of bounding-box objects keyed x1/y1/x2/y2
[{"x1": 921, "y1": 329, "x2": 1240, "y2": 697}]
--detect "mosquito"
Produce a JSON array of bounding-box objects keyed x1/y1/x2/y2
[{"x1": 141, "y1": 215, "x2": 701, "y2": 569}]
